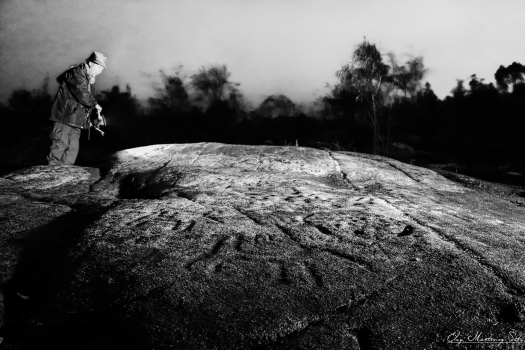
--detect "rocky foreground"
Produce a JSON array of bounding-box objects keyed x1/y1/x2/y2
[{"x1": 1, "y1": 143, "x2": 524, "y2": 349}]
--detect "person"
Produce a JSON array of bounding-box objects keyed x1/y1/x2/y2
[{"x1": 47, "y1": 51, "x2": 107, "y2": 165}]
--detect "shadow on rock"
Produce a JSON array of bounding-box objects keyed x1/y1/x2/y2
[
  {"x1": 117, "y1": 166, "x2": 199, "y2": 200},
  {"x1": 0, "y1": 204, "x2": 122, "y2": 349}
]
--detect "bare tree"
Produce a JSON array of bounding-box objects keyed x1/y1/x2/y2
[
  {"x1": 148, "y1": 67, "x2": 191, "y2": 114},
  {"x1": 190, "y1": 64, "x2": 242, "y2": 111},
  {"x1": 388, "y1": 54, "x2": 427, "y2": 99},
  {"x1": 336, "y1": 39, "x2": 390, "y2": 154},
  {"x1": 384, "y1": 53, "x2": 427, "y2": 155}
]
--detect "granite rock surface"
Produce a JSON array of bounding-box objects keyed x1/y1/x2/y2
[{"x1": 1, "y1": 143, "x2": 524, "y2": 349}]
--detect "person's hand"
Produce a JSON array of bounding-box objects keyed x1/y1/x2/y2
[{"x1": 95, "y1": 104, "x2": 103, "y2": 112}]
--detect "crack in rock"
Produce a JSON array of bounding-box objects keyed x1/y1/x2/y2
[
  {"x1": 303, "y1": 261, "x2": 324, "y2": 288},
  {"x1": 409, "y1": 215, "x2": 525, "y2": 298},
  {"x1": 125, "y1": 213, "x2": 158, "y2": 227},
  {"x1": 327, "y1": 151, "x2": 361, "y2": 191},
  {"x1": 325, "y1": 249, "x2": 373, "y2": 273},
  {"x1": 234, "y1": 207, "x2": 265, "y2": 225},
  {"x1": 184, "y1": 235, "x2": 228, "y2": 270},
  {"x1": 274, "y1": 223, "x2": 311, "y2": 251},
  {"x1": 269, "y1": 266, "x2": 411, "y2": 349},
  {"x1": 182, "y1": 220, "x2": 196, "y2": 232},
  {"x1": 385, "y1": 161, "x2": 421, "y2": 184},
  {"x1": 381, "y1": 195, "x2": 525, "y2": 298},
  {"x1": 203, "y1": 213, "x2": 224, "y2": 224},
  {"x1": 189, "y1": 144, "x2": 208, "y2": 166}
]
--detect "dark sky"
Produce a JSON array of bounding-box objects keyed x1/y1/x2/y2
[{"x1": 1, "y1": 0, "x2": 524, "y2": 106}]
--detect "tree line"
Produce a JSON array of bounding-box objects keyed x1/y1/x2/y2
[{"x1": 1, "y1": 39, "x2": 524, "y2": 174}]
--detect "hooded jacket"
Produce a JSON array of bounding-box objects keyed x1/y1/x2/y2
[{"x1": 50, "y1": 63, "x2": 98, "y2": 129}]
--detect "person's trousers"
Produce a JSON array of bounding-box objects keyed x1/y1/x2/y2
[{"x1": 47, "y1": 122, "x2": 81, "y2": 165}]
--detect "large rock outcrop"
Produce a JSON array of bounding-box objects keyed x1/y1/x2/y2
[{"x1": 1, "y1": 143, "x2": 524, "y2": 349}]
